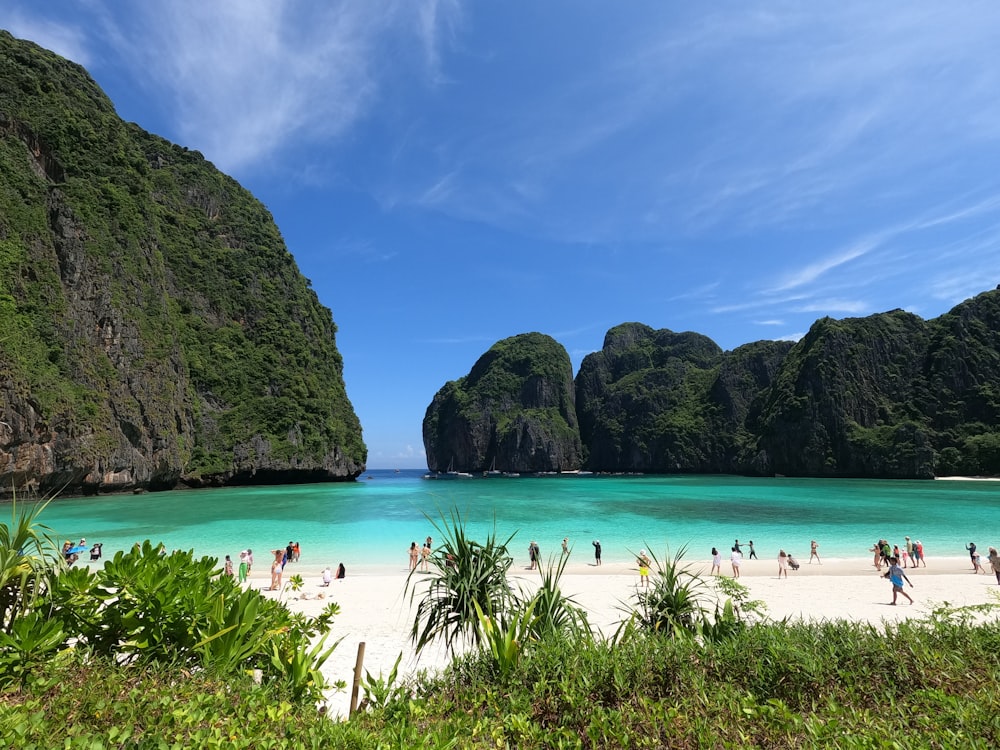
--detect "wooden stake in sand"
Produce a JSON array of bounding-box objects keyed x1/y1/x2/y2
[{"x1": 349, "y1": 642, "x2": 366, "y2": 716}]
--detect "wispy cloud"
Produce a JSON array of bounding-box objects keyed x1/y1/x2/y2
[
  {"x1": 769, "y1": 237, "x2": 882, "y2": 293},
  {"x1": 6, "y1": 12, "x2": 91, "y2": 65},
  {"x1": 70, "y1": 1, "x2": 461, "y2": 174}
]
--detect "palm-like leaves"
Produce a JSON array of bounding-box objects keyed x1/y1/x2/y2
[
  {"x1": 0, "y1": 496, "x2": 61, "y2": 633},
  {"x1": 632, "y1": 545, "x2": 707, "y2": 637},
  {"x1": 406, "y1": 508, "x2": 516, "y2": 655}
]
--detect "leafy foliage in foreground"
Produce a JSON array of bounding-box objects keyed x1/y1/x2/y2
[{"x1": 351, "y1": 608, "x2": 1000, "y2": 748}]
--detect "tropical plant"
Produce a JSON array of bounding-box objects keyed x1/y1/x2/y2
[
  {"x1": 0, "y1": 495, "x2": 61, "y2": 633},
  {"x1": 406, "y1": 508, "x2": 516, "y2": 655},
  {"x1": 472, "y1": 598, "x2": 537, "y2": 676},
  {"x1": 629, "y1": 544, "x2": 707, "y2": 637},
  {"x1": 518, "y1": 550, "x2": 589, "y2": 640},
  {"x1": 41, "y1": 540, "x2": 342, "y2": 701}
]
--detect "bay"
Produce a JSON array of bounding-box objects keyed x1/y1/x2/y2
[{"x1": 17, "y1": 471, "x2": 1000, "y2": 571}]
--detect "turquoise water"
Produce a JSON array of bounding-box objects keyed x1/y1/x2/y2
[{"x1": 15, "y1": 471, "x2": 1000, "y2": 570}]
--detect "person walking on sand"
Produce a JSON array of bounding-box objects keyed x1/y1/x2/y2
[
  {"x1": 778, "y1": 549, "x2": 788, "y2": 579},
  {"x1": 747, "y1": 540, "x2": 758, "y2": 560},
  {"x1": 966, "y1": 541, "x2": 978, "y2": 571},
  {"x1": 733, "y1": 539, "x2": 742, "y2": 555},
  {"x1": 973, "y1": 549, "x2": 986, "y2": 574},
  {"x1": 904, "y1": 536, "x2": 914, "y2": 567},
  {"x1": 710, "y1": 547, "x2": 722, "y2": 576},
  {"x1": 637, "y1": 550, "x2": 650, "y2": 587},
  {"x1": 408, "y1": 541, "x2": 419, "y2": 571},
  {"x1": 592, "y1": 540, "x2": 602, "y2": 566},
  {"x1": 730, "y1": 546, "x2": 742, "y2": 578},
  {"x1": 809, "y1": 540, "x2": 821, "y2": 564},
  {"x1": 885, "y1": 556, "x2": 914, "y2": 605},
  {"x1": 915, "y1": 540, "x2": 926, "y2": 567},
  {"x1": 988, "y1": 547, "x2": 1000, "y2": 585}
]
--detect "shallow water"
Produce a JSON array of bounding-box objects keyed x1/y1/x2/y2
[{"x1": 18, "y1": 470, "x2": 1000, "y2": 571}]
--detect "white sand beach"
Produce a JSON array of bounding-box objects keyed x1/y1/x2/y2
[{"x1": 248, "y1": 555, "x2": 1000, "y2": 718}]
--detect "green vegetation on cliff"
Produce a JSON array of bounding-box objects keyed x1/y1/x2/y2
[
  {"x1": 429, "y1": 288, "x2": 1000, "y2": 478},
  {"x1": 0, "y1": 32, "x2": 365, "y2": 493},
  {"x1": 423, "y1": 332, "x2": 582, "y2": 473}
]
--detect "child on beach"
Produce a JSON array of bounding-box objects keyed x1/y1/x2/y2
[
  {"x1": 884, "y1": 556, "x2": 914, "y2": 605},
  {"x1": 322, "y1": 566, "x2": 332, "y2": 586}
]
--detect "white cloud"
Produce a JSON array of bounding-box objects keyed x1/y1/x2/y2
[
  {"x1": 791, "y1": 299, "x2": 869, "y2": 315},
  {"x1": 6, "y1": 14, "x2": 91, "y2": 65},
  {"x1": 83, "y1": 1, "x2": 461, "y2": 174}
]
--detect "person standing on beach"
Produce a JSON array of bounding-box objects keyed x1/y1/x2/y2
[
  {"x1": 730, "y1": 546, "x2": 742, "y2": 578},
  {"x1": 562, "y1": 537, "x2": 569, "y2": 556},
  {"x1": 637, "y1": 550, "x2": 650, "y2": 587},
  {"x1": 528, "y1": 541, "x2": 539, "y2": 570},
  {"x1": 224, "y1": 555, "x2": 234, "y2": 577},
  {"x1": 966, "y1": 541, "x2": 978, "y2": 570},
  {"x1": 914, "y1": 540, "x2": 926, "y2": 567},
  {"x1": 733, "y1": 539, "x2": 742, "y2": 555},
  {"x1": 885, "y1": 556, "x2": 914, "y2": 605},
  {"x1": 809, "y1": 540, "x2": 821, "y2": 564},
  {"x1": 988, "y1": 547, "x2": 1000, "y2": 585},
  {"x1": 592, "y1": 540, "x2": 602, "y2": 566},
  {"x1": 269, "y1": 549, "x2": 283, "y2": 591},
  {"x1": 748, "y1": 540, "x2": 758, "y2": 560},
  {"x1": 904, "y1": 536, "x2": 914, "y2": 567},
  {"x1": 408, "y1": 542, "x2": 419, "y2": 571},
  {"x1": 238, "y1": 550, "x2": 249, "y2": 583},
  {"x1": 421, "y1": 542, "x2": 431, "y2": 572},
  {"x1": 710, "y1": 547, "x2": 722, "y2": 576},
  {"x1": 778, "y1": 550, "x2": 788, "y2": 579}
]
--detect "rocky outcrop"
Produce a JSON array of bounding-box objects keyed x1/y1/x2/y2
[
  {"x1": 426, "y1": 288, "x2": 1000, "y2": 479},
  {"x1": 423, "y1": 333, "x2": 583, "y2": 473},
  {"x1": 0, "y1": 32, "x2": 365, "y2": 496}
]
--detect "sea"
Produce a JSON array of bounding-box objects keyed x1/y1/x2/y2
[{"x1": 14, "y1": 470, "x2": 1000, "y2": 572}]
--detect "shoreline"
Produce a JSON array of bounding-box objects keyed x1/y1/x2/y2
[{"x1": 244, "y1": 555, "x2": 1000, "y2": 718}]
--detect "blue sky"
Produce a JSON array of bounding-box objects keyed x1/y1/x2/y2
[{"x1": 6, "y1": 2, "x2": 1000, "y2": 469}]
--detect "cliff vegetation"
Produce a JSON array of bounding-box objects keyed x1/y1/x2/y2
[
  {"x1": 0, "y1": 32, "x2": 365, "y2": 495},
  {"x1": 426, "y1": 288, "x2": 1000, "y2": 479}
]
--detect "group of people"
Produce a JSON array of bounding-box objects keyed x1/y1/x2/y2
[
  {"x1": 967, "y1": 541, "x2": 1000, "y2": 583},
  {"x1": 61, "y1": 538, "x2": 102, "y2": 565},
  {"x1": 872, "y1": 537, "x2": 925, "y2": 570},
  {"x1": 708, "y1": 539, "x2": 818, "y2": 579},
  {"x1": 408, "y1": 537, "x2": 435, "y2": 572}
]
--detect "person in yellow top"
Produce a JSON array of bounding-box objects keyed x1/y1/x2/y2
[{"x1": 637, "y1": 550, "x2": 651, "y2": 587}]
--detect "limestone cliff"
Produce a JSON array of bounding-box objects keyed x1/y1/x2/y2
[
  {"x1": 423, "y1": 333, "x2": 582, "y2": 473},
  {"x1": 0, "y1": 32, "x2": 365, "y2": 496},
  {"x1": 425, "y1": 287, "x2": 1000, "y2": 479}
]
